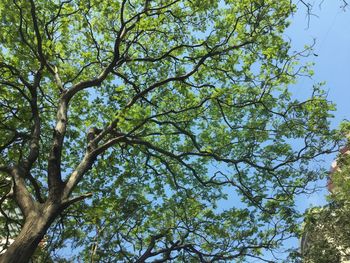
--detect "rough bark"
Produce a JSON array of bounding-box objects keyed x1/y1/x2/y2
[{"x1": 0, "y1": 203, "x2": 60, "y2": 263}]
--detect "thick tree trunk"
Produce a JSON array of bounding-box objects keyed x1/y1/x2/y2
[{"x1": 0, "y1": 204, "x2": 60, "y2": 263}]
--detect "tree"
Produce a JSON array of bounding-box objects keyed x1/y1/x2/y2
[
  {"x1": 301, "y1": 203, "x2": 350, "y2": 263},
  {"x1": 0, "y1": 0, "x2": 337, "y2": 262},
  {"x1": 301, "y1": 125, "x2": 350, "y2": 263}
]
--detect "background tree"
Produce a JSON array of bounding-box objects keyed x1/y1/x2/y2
[
  {"x1": 300, "y1": 203, "x2": 350, "y2": 263},
  {"x1": 301, "y1": 124, "x2": 350, "y2": 263},
  {"x1": 0, "y1": 0, "x2": 338, "y2": 262}
]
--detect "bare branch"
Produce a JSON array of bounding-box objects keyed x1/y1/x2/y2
[{"x1": 61, "y1": 192, "x2": 92, "y2": 208}]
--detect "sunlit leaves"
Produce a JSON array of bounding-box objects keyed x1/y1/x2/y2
[{"x1": 0, "y1": 0, "x2": 339, "y2": 261}]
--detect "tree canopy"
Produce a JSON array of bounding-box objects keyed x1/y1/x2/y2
[
  {"x1": 0, "y1": 0, "x2": 338, "y2": 262},
  {"x1": 301, "y1": 202, "x2": 350, "y2": 263}
]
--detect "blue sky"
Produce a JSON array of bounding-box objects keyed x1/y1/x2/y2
[
  {"x1": 205, "y1": 3, "x2": 349, "y2": 260},
  {"x1": 247, "y1": 3, "x2": 350, "y2": 260},
  {"x1": 290, "y1": 1, "x2": 350, "y2": 127},
  {"x1": 286, "y1": 1, "x2": 350, "y2": 209}
]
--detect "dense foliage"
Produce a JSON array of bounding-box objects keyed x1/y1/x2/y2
[
  {"x1": 0, "y1": 0, "x2": 337, "y2": 262},
  {"x1": 301, "y1": 125, "x2": 350, "y2": 263},
  {"x1": 301, "y1": 203, "x2": 350, "y2": 263}
]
